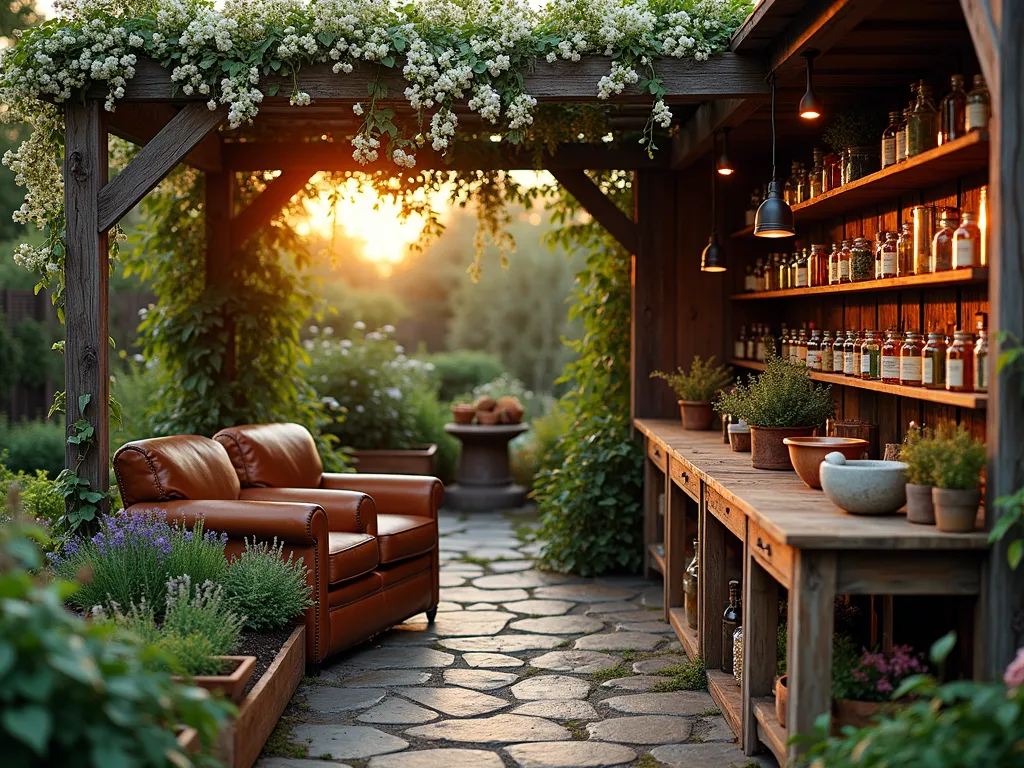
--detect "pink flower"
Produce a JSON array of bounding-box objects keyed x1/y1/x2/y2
[
  {"x1": 1004, "y1": 647, "x2": 1024, "y2": 687},
  {"x1": 876, "y1": 678, "x2": 893, "y2": 694}
]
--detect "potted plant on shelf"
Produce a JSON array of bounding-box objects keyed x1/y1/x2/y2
[
  {"x1": 715, "y1": 357, "x2": 835, "y2": 470},
  {"x1": 900, "y1": 423, "x2": 939, "y2": 525},
  {"x1": 930, "y1": 425, "x2": 986, "y2": 533},
  {"x1": 831, "y1": 635, "x2": 927, "y2": 730},
  {"x1": 822, "y1": 108, "x2": 887, "y2": 184},
  {"x1": 651, "y1": 356, "x2": 734, "y2": 430},
  {"x1": 451, "y1": 396, "x2": 476, "y2": 425}
]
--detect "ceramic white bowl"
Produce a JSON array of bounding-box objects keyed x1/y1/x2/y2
[{"x1": 818, "y1": 452, "x2": 908, "y2": 515}]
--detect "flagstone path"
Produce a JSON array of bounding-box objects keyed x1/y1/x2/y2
[{"x1": 256, "y1": 510, "x2": 774, "y2": 768}]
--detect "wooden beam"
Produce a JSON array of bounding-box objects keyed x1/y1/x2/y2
[
  {"x1": 223, "y1": 141, "x2": 668, "y2": 172},
  {"x1": 230, "y1": 170, "x2": 315, "y2": 252},
  {"x1": 670, "y1": 98, "x2": 762, "y2": 170},
  {"x1": 107, "y1": 104, "x2": 222, "y2": 172},
  {"x1": 97, "y1": 103, "x2": 226, "y2": 232},
  {"x1": 92, "y1": 55, "x2": 766, "y2": 104},
  {"x1": 766, "y1": 0, "x2": 886, "y2": 78},
  {"x1": 63, "y1": 101, "x2": 110, "y2": 509},
  {"x1": 548, "y1": 169, "x2": 637, "y2": 254},
  {"x1": 959, "y1": 0, "x2": 1000, "y2": 93}
]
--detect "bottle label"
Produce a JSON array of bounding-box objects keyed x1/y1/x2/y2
[
  {"x1": 882, "y1": 356, "x2": 899, "y2": 380},
  {"x1": 734, "y1": 341, "x2": 745, "y2": 359},
  {"x1": 756, "y1": 341, "x2": 765, "y2": 362},
  {"x1": 828, "y1": 261, "x2": 836, "y2": 284},
  {"x1": 745, "y1": 275, "x2": 755, "y2": 291},
  {"x1": 901, "y1": 356, "x2": 922, "y2": 383},
  {"x1": 834, "y1": 350, "x2": 845, "y2": 373},
  {"x1": 967, "y1": 103, "x2": 989, "y2": 131},
  {"x1": 822, "y1": 349, "x2": 833, "y2": 370},
  {"x1": 861, "y1": 352, "x2": 872, "y2": 375},
  {"x1": 839, "y1": 260, "x2": 849, "y2": 278},
  {"x1": 882, "y1": 253, "x2": 896, "y2": 276},
  {"x1": 896, "y1": 131, "x2": 907, "y2": 161},
  {"x1": 796, "y1": 267, "x2": 808, "y2": 287},
  {"x1": 923, "y1": 357, "x2": 935, "y2": 385},
  {"x1": 954, "y1": 239, "x2": 976, "y2": 268},
  {"x1": 844, "y1": 351, "x2": 856, "y2": 374},
  {"x1": 807, "y1": 350, "x2": 821, "y2": 370},
  {"x1": 746, "y1": 340, "x2": 755, "y2": 359},
  {"x1": 882, "y1": 137, "x2": 896, "y2": 167},
  {"x1": 947, "y1": 358, "x2": 965, "y2": 388}
]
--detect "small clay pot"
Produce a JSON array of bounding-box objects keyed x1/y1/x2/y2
[
  {"x1": 679, "y1": 400, "x2": 714, "y2": 431},
  {"x1": 451, "y1": 404, "x2": 475, "y2": 425},
  {"x1": 905, "y1": 483, "x2": 936, "y2": 525},
  {"x1": 932, "y1": 487, "x2": 981, "y2": 532},
  {"x1": 775, "y1": 675, "x2": 788, "y2": 728},
  {"x1": 475, "y1": 395, "x2": 497, "y2": 412},
  {"x1": 832, "y1": 698, "x2": 888, "y2": 732},
  {"x1": 476, "y1": 408, "x2": 501, "y2": 425},
  {"x1": 749, "y1": 426, "x2": 815, "y2": 470},
  {"x1": 496, "y1": 396, "x2": 525, "y2": 424},
  {"x1": 728, "y1": 427, "x2": 751, "y2": 453}
]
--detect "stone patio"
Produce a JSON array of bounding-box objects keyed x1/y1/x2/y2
[{"x1": 256, "y1": 510, "x2": 775, "y2": 768}]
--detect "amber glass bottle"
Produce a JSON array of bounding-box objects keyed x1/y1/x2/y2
[
  {"x1": 897, "y1": 222, "x2": 914, "y2": 276},
  {"x1": 953, "y1": 211, "x2": 982, "y2": 269},
  {"x1": 807, "y1": 328, "x2": 822, "y2": 371},
  {"x1": 922, "y1": 332, "x2": 947, "y2": 389},
  {"x1": 827, "y1": 243, "x2": 840, "y2": 285},
  {"x1": 940, "y1": 75, "x2": 967, "y2": 144},
  {"x1": 810, "y1": 244, "x2": 828, "y2": 287},
  {"x1": 966, "y1": 74, "x2": 990, "y2": 132},
  {"x1": 861, "y1": 331, "x2": 882, "y2": 380},
  {"x1": 946, "y1": 331, "x2": 975, "y2": 392},
  {"x1": 820, "y1": 330, "x2": 833, "y2": 372},
  {"x1": 838, "y1": 240, "x2": 852, "y2": 284},
  {"x1": 931, "y1": 208, "x2": 959, "y2": 273},
  {"x1": 832, "y1": 332, "x2": 846, "y2": 373},
  {"x1": 881, "y1": 331, "x2": 903, "y2": 384},
  {"x1": 844, "y1": 331, "x2": 858, "y2": 376},
  {"x1": 880, "y1": 232, "x2": 898, "y2": 278},
  {"x1": 900, "y1": 333, "x2": 924, "y2": 387},
  {"x1": 882, "y1": 111, "x2": 900, "y2": 169}
]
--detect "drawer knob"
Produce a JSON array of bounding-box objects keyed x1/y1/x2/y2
[
  {"x1": 724, "y1": 506, "x2": 731, "y2": 516},
  {"x1": 680, "y1": 471, "x2": 689, "y2": 482},
  {"x1": 757, "y1": 537, "x2": 772, "y2": 556}
]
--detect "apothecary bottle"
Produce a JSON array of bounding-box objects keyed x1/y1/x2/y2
[
  {"x1": 946, "y1": 331, "x2": 975, "y2": 392},
  {"x1": 843, "y1": 331, "x2": 858, "y2": 376},
  {"x1": 850, "y1": 237, "x2": 874, "y2": 282},
  {"x1": 732, "y1": 625, "x2": 744, "y2": 684},
  {"x1": 881, "y1": 330, "x2": 903, "y2": 384},
  {"x1": 897, "y1": 222, "x2": 915, "y2": 276},
  {"x1": 810, "y1": 149, "x2": 824, "y2": 199},
  {"x1": 721, "y1": 580, "x2": 741, "y2": 674},
  {"x1": 753, "y1": 258, "x2": 765, "y2": 292},
  {"x1": 922, "y1": 332, "x2": 947, "y2": 389},
  {"x1": 912, "y1": 205, "x2": 936, "y2": 274},
  {"x1": 931, "y1": 208, "x2": 959, "y2": 273},
  {"x1": 778, "y1": 254, "x2": 790, "y2": 290},
  {"x1": 779, "y1": 325, "x2": 790, "y2": 362},
  {"x1": 880, "y1": 232, "x2": 898, "y2": 278},
  {"x1": 810, "y1": 244, "x2": 828, "y2": 287},
  {"x1": 820, "y1": 331, "x2": 833, "y2": 372},
  {"x1": 796, "y1": 163, "x2": 810, "y2": 204},
  {"x1": 966, "y1": 74, "x2": 990, "y2": 132},
  {"x1": 882, "y1": 111, "x2": 900, "y2": 169},
  {"x1": 940, "y1": 74, "x2": 967, "y2": 144},
  {"x1": 764, "y1": 255, "x2": 777, "y2": 291},
  {"x1": 745, "y1": 325, "x2": 755, "y2": 360},
  {"x1": 832, "y1": 331, "x2": 846, "y2": 373},
  {"x1": 907, "y1": 82, "x2": 939, "y2": 157},
  {"x1": 794, "y1": 249, "x2": 809, "y2": 288},
  {"x1": 807, "y1": 328, "x2": 822, "y2": 371},
  {"x1": 896, "y1": 106, "x2": 911, "y2": 163},
  {"x1": 953, "y1": 211, "x2": 981, "y2": 269},
  {"x1": 861, "y1": 330, "x2": 881, "y2": 380},
  {"x1": 974, "y1": 329, "x2": 988, "y2": 392},
  {"x1": 683, "y1": 538, "x2": 699, "y2": 630},
  {"x1": 900, "y1": 332, "x2": 924, "y2": 387},
  {"x1": 827, "y1": 243, "x2": 840, "y2": 285},
  {"x1": 734, "y1": 326, "x2": 746, "y2": 359},
  {"x1": 838, "y1": 240, "x2": 852, "y2": 284},
  {"x1": 795, "y1": 327, "x2": 808, "y2": 365},
  {"x1": 755, "y1": 324, "x2": 767, "y2": 363},
  {"x1": 743, "y1": 264, "x2": 755, "y2": 292}
]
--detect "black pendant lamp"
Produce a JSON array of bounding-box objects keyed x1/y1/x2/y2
[
  {"x1": 754, "y1": 72, "x2": 795, "y2": 239},
  {"x1": 702, "y1": 131, "x2": 727, "y2": 272},
  {"x1": 716, "y1": 126, "x2": 734, "y2": 176},
  {"x1": 799, "y1": 50, "x2": 822, "y2": 120}
]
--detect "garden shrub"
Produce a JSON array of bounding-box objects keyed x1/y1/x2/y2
[
  {"x1": 0, "y1": 458, "x2": 62, "y2": 527},
  {"x1": 12, "y1": 316, "x2": 61, "y2": 390},
  {"x1": 110, "y1": 359, "x2": 163, "y2": 447},
  {"x1": 223, "y1": 538, "x2": 314, "y2": 631},
  {"x1": 420, "y1": 349, "x2": 506, "y2": 402},
  {"x1": 511, "y1": 404, "x2": 570, "y2": 490},
  {"x1": 0, "y1": 418, "x2": 65, "y2": 478}
]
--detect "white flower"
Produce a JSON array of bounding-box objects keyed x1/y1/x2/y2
[{"x1": 354, "y1": 321, "x2": 366, "y2": 331}]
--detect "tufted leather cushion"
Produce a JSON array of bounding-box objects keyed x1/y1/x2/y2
[
  {"x1": 214, "y1": 423, "x2": 323, "y2": 489},
  {"x1": 113, "y1": 435, "x2": 241, "y2": 508}
]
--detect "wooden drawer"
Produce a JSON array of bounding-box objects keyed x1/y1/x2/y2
[
  {"x1": 669, "y1": 455, "x2": 700, "y2": 502},
  {"x1": 705, "y1": 485, "x2": 745, "y2": 540},
  {"x1": 749, "y1": 520, "x2": 793, "y2": 587},
  {"x1": 646, "y1": 439, "x2": 668, "y2": 472}
]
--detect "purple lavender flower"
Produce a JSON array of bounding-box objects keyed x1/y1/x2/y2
[{"x1": 90, "y1": 509, "x2": 174, "y2": 558}]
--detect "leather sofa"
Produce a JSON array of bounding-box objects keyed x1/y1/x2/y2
[{"x1": 112, "y1": 426, "x2": 442, "y2": 670}]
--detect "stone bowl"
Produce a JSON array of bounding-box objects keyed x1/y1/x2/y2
[
  {"x1": 818, "y1": 452, "x2": 908, "y2": 515},
  {"x1": 784, "y1": 436, "x2": 870, "y2": 489}
]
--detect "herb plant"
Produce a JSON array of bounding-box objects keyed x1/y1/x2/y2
[
  {"x1": 715, "y1": 357, "x2": 835, "y2": 428},
  {"x1": 899, "y1": 424, "x2": 939, "y2": 486},
  {"x1": 821, "y1": 108, "x2": 890, "y2": 152},
  {"x1": 224, "y1": 538, "x2": 314, "y2": 631},
  {"x1": 929, "y1": 425, "x2": 986, "y2": 491},
  {"x1": 651, "y1": 356, "x2": 734, "y2": 402}
]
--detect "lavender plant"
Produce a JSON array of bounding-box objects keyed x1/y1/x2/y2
[{"x1": 223, "y1": 538, "x2": 313, "y2": 631}]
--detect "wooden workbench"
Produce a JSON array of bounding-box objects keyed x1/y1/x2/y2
[{"x1": 635, "y1": 418, "x2": 989, "y2": 764}]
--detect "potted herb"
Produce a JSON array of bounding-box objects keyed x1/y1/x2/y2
[
  {"x1": 651, "y1": 356, "x2": 734, "y2": 430},
  {"x1": 451, "y1": 396, "x2": 476, "y2": 425},
  {"x1": 831, "y1": 635, "x2": 926, "y2": 730},
  {"x1": 715, "y1": 357, "x2": 835, "y2": 470},
  {"x1": 822, "y1": 109, "x2": 887, "y2": 183},
  {"x1": 900, "y1": 423, "x2": 939, "y2": 525},
  {"x1": 930, "y1": 425, "x2": 986, "y2": 533}
]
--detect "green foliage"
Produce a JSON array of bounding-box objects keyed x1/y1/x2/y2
[
  {"x1": 821, "y1": 108, "x2": 890, "y2": 153},
  {"x1": 652, "y1": 656, "x2": 707, "y2": 692},
  {"x1": 715, "y1": 357, "x2": 835, "y2": 428},
  {"x1": 900, "y1": 423, "x2": 940, "y2": 486},
  {"x1": 511, "y1": 404, "x2": 571, "y2": 489},
  {"x1": 223, "y1": 538, "x2": 314, "y2": 631},
  {"x1": 421, "y1": 349, "x2": 506, "y2": 402},
  {"x1": 0, "y1": 458, "x2": 62, "y2": 527},
  {"x1": 990, "y1": 333, "x2": 1024, "y2": 569},
  {"x1": 109, "y1": 360, "x2": 163, "y2": 447},
  {"x1": 405, "y1": 384, "x2": 461, "y2": 484},
  {"x1": 651, "y1": 355, "x2": 733, "y2": 403},
  {"x1": 0, "y1": 313, "x2": 20, "y2": 395},
  {"x1": 929, "y1": 425, "x2": 986, "y2": 491},
  {"x1": 0, "y1": 419, "x2": 65, "y2": 478},
  {"x1": 0, "y1": 519, "x2": 231, "y2": 767},
  {"x1": 12, "y1": 317, "x2": 61, "y2": 389}
]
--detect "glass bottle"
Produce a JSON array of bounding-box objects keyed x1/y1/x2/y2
[
  {"x1": 852, "y1": 330, "x2": 866, "y2": 377},
  {"x1": 882, "y1": 111, "x2": 900, "y2": 169},
  {"x1": 807, "y1": 328, "x2": 822, "y2": 371},
  {"x1": 810, "y1": 244, "x2": 828, "y2": 287},
  {"x1": 900, "y1": 332, "x2": 924, "y2": 387},
  {"x1": 795, "y1": 249, "x2": 809, "y2": 288},
  {"x1": 784, "y1": 161, "x2": 799, "y2": 204},
  {"x1": 850, "y1": 237, "x2": 875, "y2": 282},
  {"x1": 940, "y1": 74, "x2": 967, "y2": 144},
  {"x1": 827, "y1": 243, "x2": 840, "y2": 285},
  {"x1": 721, "y1": 579, "x2": 741, "y2": 674},
  {"x1": 795, "y1": 327, "x2": 808, "y2": 365},
  {"x1": 833, "y1": 331, "x2": 846, "y2": 373},
  {"x1": 880, "y1": 231, "x2": 898, "y2": 278},
  {"x1": 908, "y1": 82, "x2": 939, "y2": 157},
  {"x1": 821, "y1": 330, "x2": 833, "y2": 372},
  {"x1": 763, "y1": 326, "x2": 777, "y2": 359},
  {"x1": 780, "y1": 325, "x2": 790, "y2": 362},
  {"x1": 896, "y1": 105, "x2": 911, "y2": 163},
  {"x1": 755, "y1": 323, "x2": 767, "y2": 363},
  {"x1": 931, "y1": 208, "x2": 959, "y2": 272},
  {"x1": 844, "y1": 330, "x2": 858, "y2": 376},
  {"x1": 838, "y1": 240, "x2": 852, "y2": 284},
  {"x1": 810, "y1": 149, "x2": 824, "y2": 199},
  {"x1": 732, "y1": 625, "x2": 744, "y2": 684},
  {"x1": 778, "y1": 254, "x2": 790, "y2": 291},
  {"x1": 753, "y1": 258, "x2": 765, "y2": 292},
  {"x1": 861, "y1": 330, "x2": 881, "y2": 380},
  {"x1": 946, "y1": 331, "x2": 975, "y2": 392},
  {"x1": 974, "y1": 328, "x2": 988, "y2": 393},
  {"x1": 735, "y1": 325, "x2": 747, "y2": 360},
  {"x1": 745, "y1": 188, "x2": 760, "y2": 227},
  {"x1": 922, "y1": 332, "x2": 947, "y2": 389},
  {"x1": 796, "y1": 163, "x2": 810, "y2": 204},
  {"x1": 979, "y1": 185, "x2": 988, "y2": 266},
  {"x1": 683, "y1": 538, "x2": 699, "y2": 630},
  {"x1": 953, "y1": 211, "x2": 982, "y2": 269},
  {"x1": 913, "y1": 205, "x2": 936, "y2": 274},
  {"x1": 745, "y1": 325, "x2": 756, "y2": 360},
  {"x1": 874, "y1": 231, "x2": 885, "y2": 279},
  {"x1": 897, "y1": 222, "x2": 915, "y2": 276},
  {"x1": 881, "y1": 330, "x2": 904, "y2": 384},
  {"x1": 743, "y1": 264, "x2": 755, "y2": 292},
  {"x1": 966, "y1": 74, "x2": 990, "y2": 133}
]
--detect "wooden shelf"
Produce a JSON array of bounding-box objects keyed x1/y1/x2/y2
[
  {"x1": 753, "y1": 697, "x2": 787, "y2": 766},
  {"x1": 732, "y1": 132, "x2": 990, "y2": 238},
  {"x1": 707, "y1": 669, "x2": 743, "y2": 740},
  {"x1": 648, "y1": 543, "x2": 665, "y2": 575},
  {"x1": 730, "y1": 358, "x2": 988, "y2": 409},
  {"x1": 731, "y1": 268, "x2": 988, "y2": 301},
  {"x1": 668, "y1": 607, "x2": 698, "y2": 660}
]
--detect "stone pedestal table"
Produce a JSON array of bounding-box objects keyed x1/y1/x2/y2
[{"x1": 443, "y1": 423, "x2": 529, "y2": 511}]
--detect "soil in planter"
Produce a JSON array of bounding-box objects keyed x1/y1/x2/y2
[{"x1": 236, "y1": 625, "x2": 295, "y2": 697}]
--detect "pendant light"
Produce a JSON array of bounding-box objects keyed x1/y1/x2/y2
[
  {"x1": 754, "y1": 72, "x2": 795, "y2": 239},
  {"x1": 716, "y1": 126, "x2": 734, "y2": 176},
  {"x1": 798, "y1": 50, "x2": 822, "y2": 120},
  {"x1": 701, "y1": 131, "x2": 727, "y2": 272}
]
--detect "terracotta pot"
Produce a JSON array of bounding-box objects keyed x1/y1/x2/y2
[
  {"x1": 832, "y1": 698, "x2": 889, "y2": 731},
  {"x1": 784, "y1": 436, "x2": 870, "y2": 489},
  {"x1": 750, "y1": 426, "x2": 816, "y2": 470},
  {"x1": 905, "y1": 483, "x2": 936, "y2": 525},
  {"x1": 451, "y1": 405, "x2": 475, "y2": 425},
  {"x1": 173, "y1": 655, "x2": 256, "y2": 703},
  {"x1": 679, "y1": 400, "x2": 714, "y2": 431},
  {"x1": 775, "y1": 675, "x2": 788, "y2": 729},
  {"x1": 352, "y1": 444, "x2": 438, "y2": 475},
  {"x1": 932, "y1": 487, "x2": 981, "y2": 532},
  {"x1": 728, "y1": 428, "x2": 751, "y2": 453},
  {"x1": 476, "y1": 409, "x2": 501, "y2": 426}
]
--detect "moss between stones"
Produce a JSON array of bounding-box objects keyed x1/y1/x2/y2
[
  {"x1": 562, "y1": 719, "x2": 589, "y2": 740},
  {"x1": 261, "y1": 715, "x2": 308, "y2": 759},
  {"x1": 650, "y1": 656, "x2": 707, "y2": 692}
]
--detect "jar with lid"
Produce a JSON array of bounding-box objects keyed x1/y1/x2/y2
[
  {"x1": 794, "y1": 249, "x2": 809, "y2": 288},
  {"x1": 912, "y1": 205, "x2": 936, "y2": 273},
  {"x1": 966, "y1": 74, "x2": 990, "y2": 132},
  {"x1": 860, "y1": 331, "x2": 881, "y2": 380},
  {"x1": 683, "y1": 538, "x2": 699, "y2": 629},
  {"x1": 940, "y1": 74, "x2": 967, "y2": 144},
  {"x1": 832, "y1": 332, "x2": 846, "y2": 373},
  {"x1": 900, "y1": 332, "x2": 924, "y2": 387},
  {"x1": 908, "y1": 82, "x2": 939, "y2": 157},
  {"x1": 810, "y1": 149, "x2": 824, "y2": 199},
  {"x1": 922, "y1": 332, "x2": 947, "y2": 389},
  {"x1": 844, "y1": 331, "x2": 858, "y2": 376},
  {"x1": 881, "y1": 330, "x2": 904, "y2": 384},
  {"x1": 953, "y1": 211, "x2": 982, "y2": 269},
  {"x1": 807, "y1": 328, "x2": 822, "y2": 371},
  {"x1": 820, "y1": 330, "x2": 834, "y2": 371},
  {"x1": 810, "y1": 244, "x2": 828, "y2": 287},
  {"x1": 732, "y1": 625, "x2": 744, "y2": 683},
  {"x1": 931, "y1": 208, "x2": 959, "y2": 272},
  {"x1": 897, "y1": 222, "x2": 915, "y2": 276},
  {"x1": 721, "y1": 580, "x2": 741, "y2": 674},
  {"x1": 946, "y1": 331, "x2": 975, "y2": 392},
  {"x1": 974, "y1": 329, "x2": 988, "y2": 392},
  {"x1": 838, "y1": 240, "x2": 852, "y2": 284},
  {"x1": 896, "y1": 105, "x2": 911, "y2": 163},
  {"x1": 850, "y1": 238, "x2": 875, "y2": 282},
  {"x1": 882, "y1": 111, "x2": 901, "y2": 169}
]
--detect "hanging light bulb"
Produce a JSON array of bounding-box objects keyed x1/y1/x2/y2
[
  {"x1": 702, "y1": 132, "x2": 727, "y2": 272},
  {"x1": 755, "y1": 72, "x2": 795, "y2": 238},
  {"x1": 716, "y1": 126, "x2": 734, "y2": 176},
  {"x1": 799, "y1": 50, "x2": 822, "y2": 120}
]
